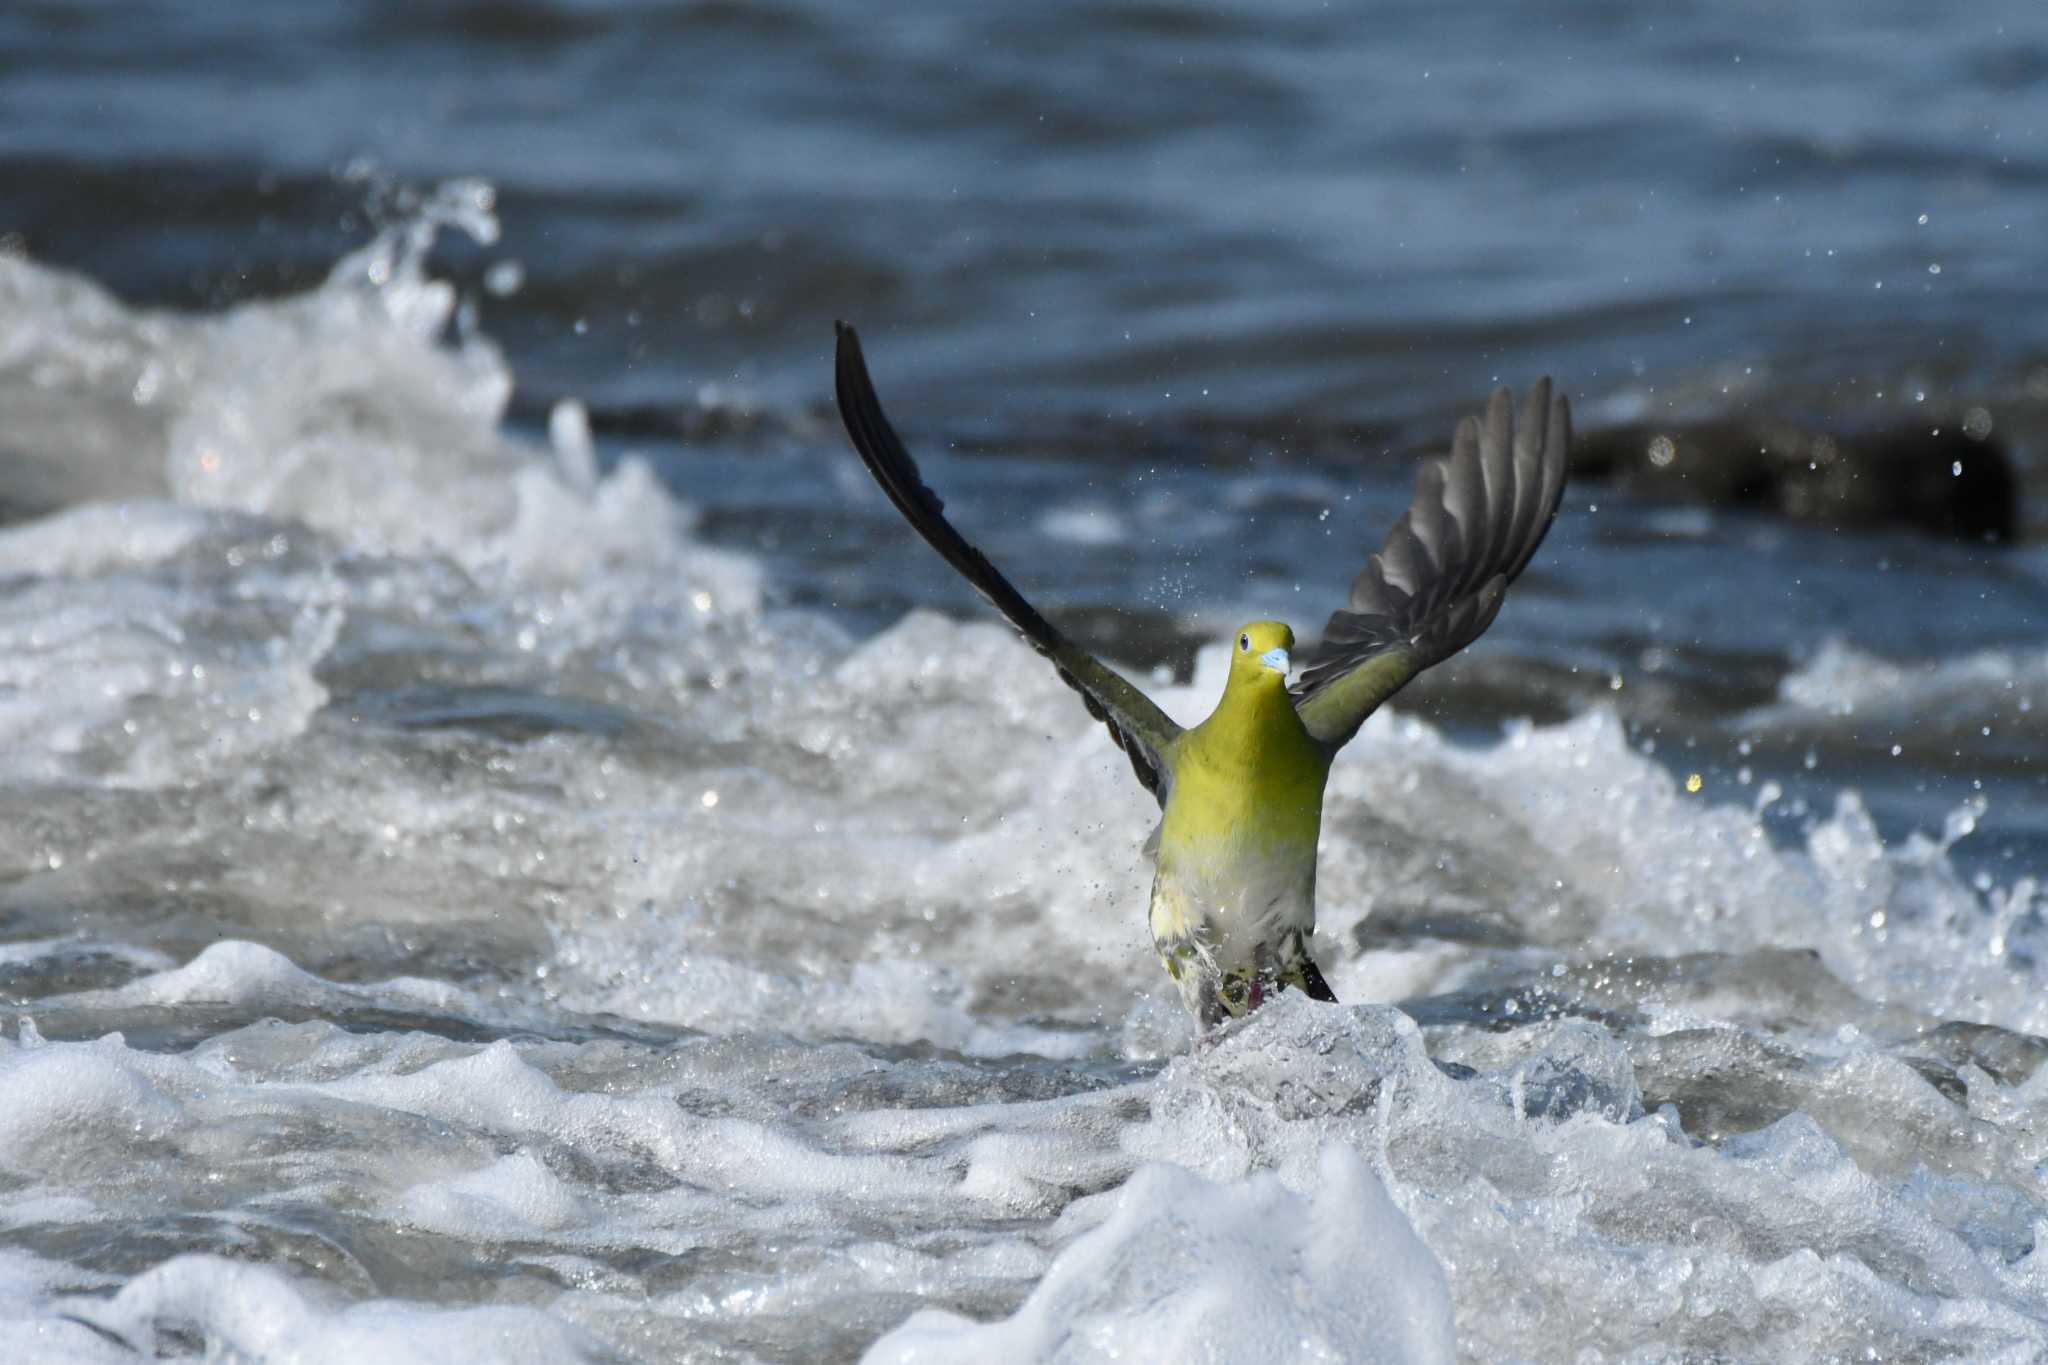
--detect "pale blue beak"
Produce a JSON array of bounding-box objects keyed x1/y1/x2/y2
[{"x1": 1259, "y1": 647, "x2": 1290, "y2": 675}]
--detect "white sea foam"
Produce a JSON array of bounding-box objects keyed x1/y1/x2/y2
[
  {"x1": 2, "y1": 986, "x2": 2041, "y2": 1361},
  {"x1": 1748, "y1": 635, "x2": 2047, "y2": 736},
  {"x1": 1036, "y1": 502, "x2": 1128, "y2": 546},
  {"x1": 42, "y1": 938, "x2": 475, "y2": 1017},
  {"x1": 63, "y1": 1254, "x2": 608, "y2": 1364},
  {"x1": 867, "y1": 1142, "x2": 1454, "y2": 1365},
  {"x1": 1, "y1": 190, "x2": 2044, "y2": 1361},
  {"x1": 0, "y1": 552, "x2": 341, "y2": 785}
]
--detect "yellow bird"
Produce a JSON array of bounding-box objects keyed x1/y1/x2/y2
[{"x1": 834, "y1": 324, "x2": 1570, "y2": 1030}]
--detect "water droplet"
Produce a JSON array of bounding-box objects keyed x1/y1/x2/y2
[{"x1": 484, "y1": 259, "x2": 525, "y2": 296}]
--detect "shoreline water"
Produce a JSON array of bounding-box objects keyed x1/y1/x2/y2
[
  {"x1": 4, "y1": 0, "x2": 2047, "y2": 1355},
  {"x1": 0, "y1": 197, "x2": 2042, "y2": 1358}
]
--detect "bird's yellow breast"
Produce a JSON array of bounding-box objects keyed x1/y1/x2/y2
[{"x1": 1159, "y1": 685, "x2": 1330, "y2": 869}]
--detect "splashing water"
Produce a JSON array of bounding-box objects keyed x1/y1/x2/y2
[{"x1": 0, "y1": 183, "x2": 2042, "y2": 1362}]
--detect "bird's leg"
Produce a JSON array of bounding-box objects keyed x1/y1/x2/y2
[
  {"x1": 1194, "y1": 975, "x2": 1228, "y2": 1034},
  {"x1": 1245, "y1": 941, "x2": 1278, "y2": 1014},
  {"x1": 1207, "y1": 948, "x2": 1277, "y2": 1023}
]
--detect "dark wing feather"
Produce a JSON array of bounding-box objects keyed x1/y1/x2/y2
[
  {"x1": 834, "y1": 323, "x2": 1183, "y2": 803},
  {"x1": 1293, "y1": 382, "x2": 1570, "y2": 749}
]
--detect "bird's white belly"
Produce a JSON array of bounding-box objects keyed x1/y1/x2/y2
[{"x1": 1147, "y1": 846, "x2": 1317, "y2": 976}]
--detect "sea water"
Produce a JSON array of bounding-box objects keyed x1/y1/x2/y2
[
  {"x1": 5, "y1": 1, "x2": 2048, "y2": 1359},
  {"x1": 0, "y1": 193, "x2": 2043, "y2": 1361}
]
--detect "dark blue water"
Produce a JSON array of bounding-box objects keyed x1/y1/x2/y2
[{"x1": 11, "y1": 0, "x2": 2047, "y2": 427}]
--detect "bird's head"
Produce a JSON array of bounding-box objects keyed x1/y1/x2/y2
[{"x1": 1227, "y1": 620, "x2": 1294, "y2": 692}]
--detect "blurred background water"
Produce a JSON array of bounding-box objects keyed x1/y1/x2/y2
[
  {"x1": 2, "y1": 2, "x2": 2047, "y2": 1361},
  {"x1": 11, "y1": 0, "x2": 2046, "y2": 419}
]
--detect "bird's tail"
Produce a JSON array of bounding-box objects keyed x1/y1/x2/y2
[{"x1": 1293, "y1": 954, "x2": 1339, "y2": 1004}]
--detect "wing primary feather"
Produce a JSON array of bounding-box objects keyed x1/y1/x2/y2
[
  {"x1": 833, "y1": 322, "x2": 1183, "y2": 801},
  {"x1": 1512, "y1": 382, "x2": 1571, "y2": 581},
  {"x1": 1473, "y1": 396, "x2": 1516, "y2": 577},
  {"x1": 1294, "y1": 380, "x2": 1571, "y2": 749},
  {"x1": 1458, "y1": 392, "x2": 1513, "y2": 598},
  {"x1": 1500, "y1": 379, "x2": 1551, "y2": 580},
  {"x1": 1440, "y1": 439, "x2": 1489, "y2": 602}
]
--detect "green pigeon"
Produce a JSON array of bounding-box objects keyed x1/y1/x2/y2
[{"x1": 834, "y1": 323, "x2": 1570, "y2": 1030}]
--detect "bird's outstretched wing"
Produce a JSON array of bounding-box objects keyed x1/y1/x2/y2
[
  {"x1": 1293, "y1": 382, "x2": 1570, "y2": 749},
  {"x1": 834, "y1": 323, "x2": 1183, "y2": 803}
]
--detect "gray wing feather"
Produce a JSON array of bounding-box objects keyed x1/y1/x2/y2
[
  {"x1": 1293, "y1": 381, "x2": 1570, "y2": 749},
  {"x1": 835, "y1": 322, "x2": 1184, "y2": 803}
]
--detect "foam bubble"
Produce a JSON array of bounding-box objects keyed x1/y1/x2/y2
[
  {"x1": 44, "y1": 939, "x2": 471, "y2": 1016},
  {"x1": 62, "y1": 1254, "x2": 608, "y2": 1364},
  {"x1": 0, "y1": 1040, "x2": 182, "y2": 1169},
  {"x1": 867, "y1": 1142, "x2": 1453, "y2": 1365},
  {"x1": 395, "y1": 1151, "x2": 588, "y2": 1239}
]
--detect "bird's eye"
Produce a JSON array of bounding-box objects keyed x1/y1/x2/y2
[{"x1": 1239, "y1": 633, "x2": 1250, "y2": 652}]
